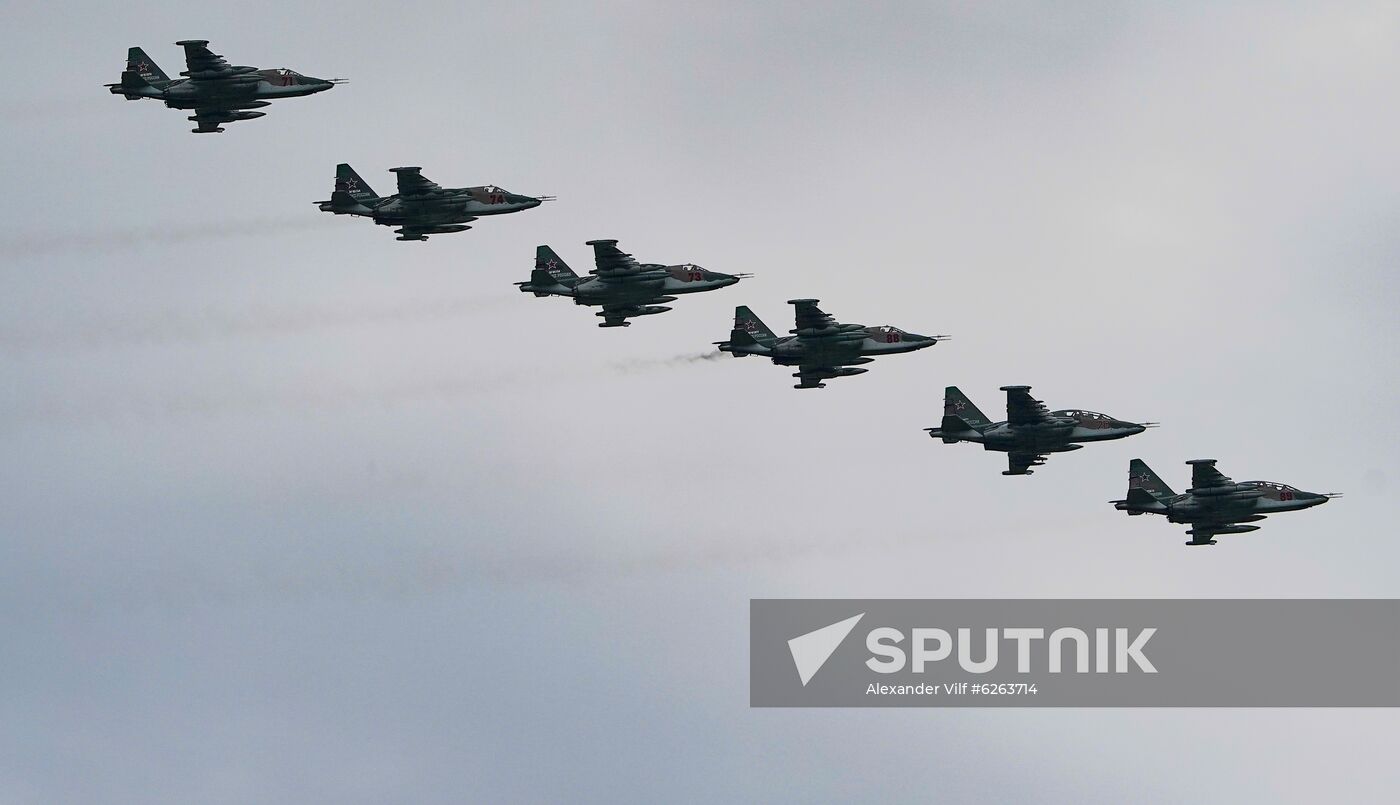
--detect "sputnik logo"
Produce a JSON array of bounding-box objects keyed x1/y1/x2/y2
[{"x1": 787, "y1": 613, "x2": 864, "y2": 686}]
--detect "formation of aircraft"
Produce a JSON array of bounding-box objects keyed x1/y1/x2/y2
[
  {"x1": 317, "y1": 164, "x2": 549, "y2": 241},
  {"x1": 1112, "y1": 459, "x2": 1339, "y2": 545},
  {"x1": 107, "y1": 40, "x2": 343, "y2": 133},
  {"x1": 716, "y1": 299, "x2": 945, "y2": 388},
  {"x1": 105, "y1": 37, "x2": 1341, "y2": 545},
  {"x1": 928, "y1": 385, "x2": 1154, "y2": 475},
  {"x1": 517, "y1": 241, "x2": 747, "y2": 327}
]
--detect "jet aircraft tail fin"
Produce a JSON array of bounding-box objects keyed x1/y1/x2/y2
[
  {"x1": 1127, "y1": 458, "x2": 1176, "y2": 503},
  {"x1": 534, "y1": 245, "x2": 580, "y2": 285},
  {"x1": 334, "y1": 163, "x2": 380, "y2": 203},
  {"x1": 726, "y1": 305, "x2": 778, "y2": 348},
  {"x1": 940, "y1": 386, "x2": 992, "y2": 434},
  {"x1": 124, "y1": 46, "x2": 171, "y2": 86},
  {"x1": 733, "y1": 305, "x2": 778, "y2": 343}
]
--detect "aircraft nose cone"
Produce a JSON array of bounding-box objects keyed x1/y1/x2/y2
[
  {"x1": 1126, "y1": 423, "x2": 1147, "y2": 435},
  {"x1": 719, "y1": 274, "x2": 741, "y2": 287}
]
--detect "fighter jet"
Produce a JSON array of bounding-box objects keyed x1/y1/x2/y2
[
  {"x1": 1112, "y1": 458, "x2": 1340, "y2": 546},
  {"x1": 106, "y1": 41, "x2": 343, "y2": 133},
  {"x1": 927, "y1": 385, "x2": 1154, "y2": 475},
  {"x1": 716, "y1": 299, "x2": 944, "y2": 388},
  {"x1": 317, "y1": 164, "x2": 550, "y2": 241},
  {"x1": 517, "y1": 241, "x2": 747, "y2": 327}
]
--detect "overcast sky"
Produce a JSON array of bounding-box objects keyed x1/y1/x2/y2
[{"x1": 1, "y1": 2, "x2": 1397, "y2": 802}]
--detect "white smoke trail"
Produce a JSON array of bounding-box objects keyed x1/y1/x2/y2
[
  {"x1": 0, "y1": 295, "x2": 515, "y2": 353},
  {"x1": 0, "y1": 216, "x2": 333, "y2": 258},
  {"x1": 607, "y1": 350, "x2": 727, "y2": 374}
]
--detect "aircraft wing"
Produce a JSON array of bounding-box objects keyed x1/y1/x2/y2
[
  {"x1": 1005, "y1": 452, "x2": 1048, "y2": 476},
  {"x1": 186, "y1": 104, "x2": 260, "y2": 132},
  {"x1": 392, "y1": 220, "x2": 476, "y2": 240},
  {"x1": 1184, "y1": 526, "x2": 1220, "y2": 546},
  {"x1": 1189, "y1": 460, "x2": 1234, "y2": 491},
  {"x1": 588, "y1": 240, "x2": 649, "y2": 279},
  {"x1": 393, "y1": 167, "x2": 443, "y2": 197},
  {"x1": 598, "y1": 300, "x2": 668, "y2": 327},
  {"x1": 599, "y1": 304, "x2": 634, "y2": 327},
  {"x1": 1004, "y1": 386, "x2": 1053, "y2": 426},
  {"x1": 179, "y1": 40, "x2": 238, "y2": 80},
  {"x1": 789, "y1": 354, "x2": 868, "y2": 388},
  {"x1": 792, "y1": 299, "x2": 838, "y2": 333},
  {"x1": 189, "y1": 109, "x2": 228, "y2": 133}
]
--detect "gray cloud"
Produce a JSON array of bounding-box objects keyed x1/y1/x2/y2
[{"x1": 1, "y1": 3, "x2": 1397, "y2": 803}]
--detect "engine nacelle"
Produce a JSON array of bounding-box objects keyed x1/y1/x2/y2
[
  {"x1": 317, "y1": 200, "x2": 373, "y2": 215},
  {"x1": 1190, "y1": 484, "x2": 1262, "y2": 498}
]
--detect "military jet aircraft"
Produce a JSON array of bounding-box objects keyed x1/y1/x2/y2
[
  {"x1": 517, "y1": 241, "x2": 747, "y2": 327},
  {"x1": 927, "y1": 385, "x2": 1154, "y2": 475},
  {"x1": 1112, "y1": 458, "x2": 1339, "y2": 546},
  {"x1": 317, "y1": 164, "x2": 550, "y2": 241},
  {"x1": 106, "y1": 41, "x2": 343, "y2": 133},
  {"x1": 716, "y1": 299, "x2": 944, "y2": 388}
]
